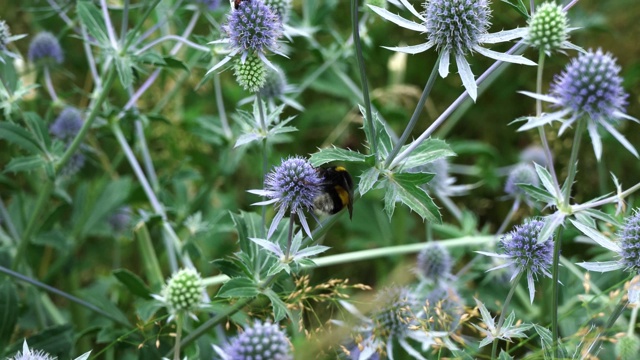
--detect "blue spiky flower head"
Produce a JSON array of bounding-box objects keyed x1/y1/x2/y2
[
  {"x1": 504, "y1": 163, "x2": 539, "y2": 198},
  {"x1": 28, "y1": 31, "x2": 63, "y2": 65},
  {"x1": 372, "y1": 286, "x2": 419, "y2": 339},
  {"x1": 225, "y1": 0, "x2": 283, "y2": 56},
  {"x1": 264, "y1": 156, "x2": 322, "y2": 213},
  {"x1": 501, "y1": 220, "x2": 553, "y2": 278},
  {"x1": 416, "y1": 243, "x2": 452, "y2": 283},
  {"x1": 618, "y1": 211, "x2": 640, "y2": 272},
  {"x1": 0, "y1": 20, "x2": 10, "y2": 49},
  {"x1": 423, "y1": 0, "x2": 490, "y2": 55},
  {"x1": 263, "y1": 0, "x2": 292, "y2": 23},
  {"x1": 7, "y1": 340, "x2": 56, "y2": 360},
  {"x1": 526, "y1": 2, "x2": 568, "y2": 54},
  {"x1": 551, "y1": 49, "x2": 627, "y2": 126},
  {"x1": 50, "y1": 107, "x2": 83, "y2": 142},
  {"x1": 216, "y1": 320, "x2": 292, "y2": 360}
]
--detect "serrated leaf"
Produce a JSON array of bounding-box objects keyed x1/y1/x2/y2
[
  {"x1": 518, "y1": 184, "x2": 555, "y2": 204},
  {"x1": 383, "y1": 179, "x2": 398, "y2": 220},
  {"x1": 211, "y1": 258, "x2": 250, "y2": 278},
  {"x1": 309, "y1": 147, "x2": 367, "y2": 167},
  {"x1": 115, "y1": 56, "x2": 134, "y2": 88},
  {"x1": 0, "y1": 122, "x2": 44, "y2": 155},
  {"x1": 0, "y1": 280, "x2": 18, "y2": 350},
  {"x1": 534, "y1": 163, "x2": 560, "y2": 199},
  {"x1": 500, "y1": 0, "x2": 529, "y2": 18},
  {"x1": 538, "y1": 212, "x2": 564, "y2": 244},
  {"x1": 230, "y1": 211, "x2": 263, "y2": 256},
  {"x1": 3, "y1": 155, "x2": 45, "y2": 173},
  {"x1": 569, "y1": 219, "x2": 620, "y2": 252},
  {"x1": 582, "y1": 209, "x2": 621, "y2": 227},
  {"x1": 577, "y1": 261, "x2": 624, "y2": 272},
  {"x1": 234, "y1": 133, "x2": 261, "y2": 148},
  {"x1": 77, "y1": 0, "x2": 111, "y2": 46},
  {"x1": 397, "y1": 138, "x2": 455, "y2": 169},
  {"x1": 262, "y1": 288, "x2": 291, "y2": 322},
  {"x1": 498, "y1": 350, "x2": 514, "y2": 360},
  {"x1": 393, "y1": 173, "x2": 441, "y2": 223},
  {"x1": 358, "y1": 167, "x2": 380, "y2": 195},
  {"x1": 113, "y1": 269, "x2": 152, "y2": 299},
  {"x1": 216, "y1": 277, "x2": 259, "y2": 298},
  {"x1": 162, "y1": 56, "x2": 189, "y2": 71}
]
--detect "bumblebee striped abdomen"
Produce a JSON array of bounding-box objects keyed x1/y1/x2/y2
[{"x1": 313, "y1": 166, "x2": 354, "y2": 219}]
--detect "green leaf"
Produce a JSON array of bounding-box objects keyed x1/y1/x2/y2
[
  {"x1": 383, "y1": 179, "x2": 398, "y2": 220},
  {"x1": 211, "y1": 258, "x2": 250, "y2": 278},
  {"x1": 358, "y1": 167, "x2": 380, "y2": 196},
  {"x1": 518, "y1": 184, "x2": 555, "y2": 204},
  {"x1": 0, "y1": 122, "x2": 44, "y2": 155},
  {"x1": 3, "y1": 155, "x2": 45, "y2": 173},
  {"x1": 113, "y1": 269, "x2": 152, "y2": 299},
  {"x1": 393, "y1": 172, "x2": 441, "y2": 223},
  {"x1": 216, "y1": 277, "x2": 259, "y2": 298},
  {"x1": 77, "y1": 0, "x2": 111, "y2": 46},
  {"x1": 73, "y1": 178, "x2": 132, "y2": 238},
  {"x1": 77, "y1": 289, "x2": 132, "y2": 327},
  {"x1": 309, "y1": 147, "x2": 367, "y2": 167},
  {"x1": 23, "y1": 112, "x2": 51, "y2": 149},
  {"x1": 500, "y1": 0, "x2": 529, "y2": 18},
  {"x1": 230, "y1": 211, "x2": 263, "y2": 256},
  {"x1": 535, "y1": 163, "x2": 560, "y2": 199},
  {"x1": 162, "y1": 56, "x2": 189, "y2": 71},
  {"x1": 0, "y1": 280, "x2": 18, "y2": 350},
  {"x1": 498, "y1": 350, "x2": 514, "y2": 360},
  {"x1": 262, "y1": 288, "x2": 291, "y2": 322},
  {"x1": 397, "y1": 138, "x2": 455, "y2": 169},
  {"x1": 115, "y1": 55, "x2": 134, "y2": 88},
  {"x1": 0, "y1": 52, "x2": 18, "y2": 93}
]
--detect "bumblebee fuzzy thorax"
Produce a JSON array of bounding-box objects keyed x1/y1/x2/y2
[{"x1": 313, "y1": 166, "x2": 354, "y2": 219}]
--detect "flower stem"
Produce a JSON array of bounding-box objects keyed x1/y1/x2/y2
[
  {"x1": 384, "y1": 54, "x2": 441, "y2": 169},
  {"x1": 491, "y1": 270, "x2": 524, "y2": 360},
  {"x1": 351, "y1": 0, "x2": 377, "y2": 161},
  {"x1": 285, "y1": 212, "x2": 295, "y2": 261},
  {"x1": 173, "y1": 314, "x2": 182, "y2": 360},
  {"x1": 551, "y1": 226, "x2": 564, "y2": 358},
  {"x1": 562, "y1": 118, "x2": 586, "y2": 207}
]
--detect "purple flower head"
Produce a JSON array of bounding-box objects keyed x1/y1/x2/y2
[
  {"x1": 264, "y1": 156, "x2": 322, "y2": 213},
  {"x1": 416, "y1": 242, "x2": 452, "y2": 283},
  {"x1": 0, "y1": 21, "x2": 10, "y2": 49},
  {"x1": 191, "y1": 0, "x2": 221, "y2": 10},
  {"x1": 217, "y1": 320, "x2": 292, "y2": 360},
  {"x1": 263, "y1": 0, "x2": 292, "y2": 23},
  {"x1": 28, "y1": 31, "x2": 63, "y2": 64},
  {"x1": 519, "y1": 146, "x2": 548, "y2": 167},
  {"x1": 504, "y1": 163, "x2": 539, "y2": 198},
  {"x1": 618, "y1": 211, "x2": 640, "y2": 272},
  {"x1": 224, "y1": 0, "x2": 283, "y2": 56},
  {"x1": 551, "y1": 49, "x2": 627, "y2": 124},
  {"x1": 423, "y1": 0, "x2": 490, "y2": 55},
  {"x1": 372, "y1": 286, "x2": 419, "y2": 339},
  {"x1": 59, "y1": 152, "x2": 86, "y2": 177},
  {"x1": 50, "y1": 107, "x2": 83, "y2": 142},
  {"x1": 500, "y1": 220, "x2": 553, "y2": 280}
]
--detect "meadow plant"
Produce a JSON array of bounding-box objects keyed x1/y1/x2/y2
[{"x1": 1, "y1": 0, "x2": 640, "y2": 359}]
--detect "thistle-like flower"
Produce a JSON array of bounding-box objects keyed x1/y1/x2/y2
[
  {"x1": 504, "y1": 163, "x2": 538, "y2": 199},
  {"x1": 336, "y1": 287, "x2": 446, "y2": 360},
  {"x1": 0, "y1": 20, "x2": 26, "y2": 62},
  {"x1": 152, "y1": 268, "x2": 206, "y2": 322},
  {"x1": 213, "y1": 320, "x2": 292, "y2": 360},
  {"x1": 368, "y1": 0, "x2": 535, "y2": 100},
  {"x1": 519, "y1": 145, "x2": 548, "y2": 167},
  {"x1": 478, "y1": 219, "x2": 554, "y2": 303},
  {"x1": 8, "y1": 339, "x2": 90, "y2": 360},
  {"x1": 28, "y1": 31, "x2": 63, "y2": 65},
  {"x1": 50, "y1": 107, "x2": 83, "y2": 142},
  {"x1": 207, "y1": 0, "x2": 284, "y2": 75},
  {"x1": 416, "y1": 243, "x2": 453, "y2": 283},
  {"x1": 263, "y1": 0, "x2": 292, "y2": 24},
  {"x1": 525, "y1": 2, "x2": 577, "y2": 55},
  {"x1": 249, "y1": 156, "x2": 322, "y2": 239},
  {"x1": 519, "y1": 49, "x2": 638, "y2": 160}
]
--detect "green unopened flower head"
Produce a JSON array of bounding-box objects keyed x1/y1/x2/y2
[
  {"x1": 263, "y1": 0, "x2": 292, "y2": 23},
  {"x1": 234, "y1": 55, "x2": 267, "y2": 93},
  {"x1": 527, "y1": 2, "x2": 568, "y2": 54},
  {"x1": 153, "y1": 268, "x2": 205, "y2": 321},
  {"x1": 617, "y1": 334, "x2": 640, "y2": 360}
]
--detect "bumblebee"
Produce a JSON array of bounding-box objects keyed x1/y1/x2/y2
[{"x1": 313, "y1": 166, "x2": 354, "y2": 219}]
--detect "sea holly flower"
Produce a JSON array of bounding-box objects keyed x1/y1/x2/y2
[
  {"x1": 213, "y1": 320, "x2": 292, "y2": 360},
  {"x1": 50, "y1": 107, "x2": 83, "y2": 142},
  {"x1": 525, "y1": 2, "x2": 579, "y2": 55},
  {"x1": 472, "y1": 298, "x2": 532, "y2": 348},
  {"x1": 28, "y1": 31, "x2": 63, "y2": 65},
  {"x1": 7, "y1": 339, "x2": 91, "y2": 360},
  {"x1": 519, "y1": 49, "x2": 638, "y2": 160},
  {"x1": 0, "y1": 20, "x2": 26, "y2": 62},
  {"x1": 207, "y1": 0, "x2": 284, "y2": 75},
  {"x1": 504, "y1": 163, "x2": 538, "y2": 199},
  {"x1": 249, "y1": 156, "x2": 323, "y2": 239},
  {"x1": 478, "y1": 219, "x2": 553, "y2": 303},
  {"x1": 152, "y1": 268, "x2": 207, "y2": 322},
  {"x1": 575, "y1": 210, "x2": 640, "y2": 274},
  {"x1": 416, "y1": 242, "x2": 453, "y2": 283},
  {"x1": 234, "y1": 54, "x2": 267, "y2": 93},
  {"x1": 336, "y1": 287, "x2": 447, "y2": 360},
  {"x1": 368, "y1": 0, "x2": 535, "y2": 100}
]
